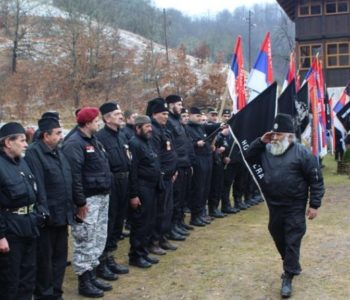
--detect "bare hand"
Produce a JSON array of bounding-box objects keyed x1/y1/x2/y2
[
  {"x1": 77, "y1": 205, "x2": 89, "y2": 220},
  {"x1": 217, "y1": 146, "x2": 225, "y2": 154},
  {"x1": 223, "y1": 157, "x2": 231, "y2": 165},
  {"x1": 0, "y1": 238, "x2": 10, "y2": 253},
  {"x1": 130, "y1": 197, "x2": 141, "y2": 209},
  {"x1": 260, "y1": 131, "x2": 274, "y2": 144},
  {"x1": 306, "y1": 207, "x2": 318, "y2": 220},
  {"x1": 197, "y1": 140, "x2": 205, "y2": 147}
]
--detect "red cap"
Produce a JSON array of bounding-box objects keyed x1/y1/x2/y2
[{"x1": 76, "y1": 107, "x2": 99, "y2": 125}]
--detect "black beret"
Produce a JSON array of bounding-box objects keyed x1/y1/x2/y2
[
  {"x1": 165, "y1": 94, "x2": 183, "y2": 104},
  {"x1": 0, "y1": 122, "x2": 25, "y2": 139},
  {"x1": 272, "y1": 113, "x2": 295, "y2": 133},
  {"x1": 41, "y1": 111, "x2": 60, "y2": 120},
  {"x1": 99, "y1": 102, "x2": 120, "y2": 115},
  {"x1": 38, "y1": 117, "x2": 61, "y2": 132},
  {"x1": 134, "y1": 115, "x2": 151, "y2": 126},
  {"x1": 189, "y1": 107, "x2": 201, "y2": 114},
  {"x1": 181, "y1": 108, "x2": 189, "y2": 114},
  {"x1": 223, "y1": 109, "x2": 231, "y2": 115},
  {"x1": 146, "y1": 98, "x2": 167, "y2": 116}
]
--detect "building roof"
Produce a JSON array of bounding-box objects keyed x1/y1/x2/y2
[{"x1": 276, "y1": 0, "x2": 296, "y2": 21}]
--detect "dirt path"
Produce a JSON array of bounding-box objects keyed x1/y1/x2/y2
[{"x1": 63, "y1": 165, "x2": 350, "y2": 299}]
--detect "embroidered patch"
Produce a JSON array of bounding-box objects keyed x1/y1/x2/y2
[{"x1": 85, "y1": 145, "x2": 95, "y2": 153}]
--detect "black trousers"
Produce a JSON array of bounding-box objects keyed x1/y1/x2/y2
[
  {"x1": 105, "y1": 176, "x2": 129, "y2": 252},
  {"x1": 209, "y1": 159, "x2": 224, "y2": 210},
  {"x1": 0, "y1": 235, "x2": 36, "y2": 300},
  {"x1": 172, "y1": 167, "x2": 192, "y2": 224},
  {"x1": 190, "y1": 155, "x2": 212, "y2": 217},
  {"x1": 267, "y1": 204, "x2": 307, "y2": 275},
  {"x1": 232, "y1": 162, "x2": 248, "y2": 201},
  {"x1": 129, "y1": 182, "x2": 157, "y2": 259},
  {"x1": 152, "y1": 179, "x2": 174, "y2": 241},
  {"x1": 34, "y1": 225, "x2": 68, "y2": 300}
]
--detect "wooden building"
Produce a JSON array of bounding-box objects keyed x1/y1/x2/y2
[{"x1": 277, "y1": 0, "x2": 350, "y2": 88}]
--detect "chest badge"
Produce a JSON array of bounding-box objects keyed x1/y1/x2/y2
[
  {"x1": 85, "y1": 145, "x2": 95, "y2": 153},
  {"x1": 166, "y1": 140, "x2": 171, "y2": 151}
]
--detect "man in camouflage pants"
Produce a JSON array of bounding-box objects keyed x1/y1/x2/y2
[{"x1": 63, "y1": 107, "x2": 113, "y2": 298}]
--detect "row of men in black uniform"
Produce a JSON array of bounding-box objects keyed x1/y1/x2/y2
[{"x1": 0, "y1": 95, "x2": 262, "y2": 299}]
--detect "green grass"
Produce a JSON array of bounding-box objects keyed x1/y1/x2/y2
[{"x1": 322, "y1": 155, "x2": 349, "y2": 185}]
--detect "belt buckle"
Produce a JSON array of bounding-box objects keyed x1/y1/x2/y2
[{"x1": 17, "y1": 207, "x2": 27, "y2": 215}]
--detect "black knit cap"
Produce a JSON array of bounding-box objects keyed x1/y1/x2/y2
[
  {"x1": 181, "y1": 108, "x2": 189, "y2": 114},
  {"x1": 99, "y1": 102, "x2": 120, "y2": 115},
  {"x1": 41, "y1": 111, "x2": 60, "y2": 120},
  {"x1": 189, "y1": 107, "x2": 201, "y2": 115},
  {"x1": 38, "y1": 117, "x2": 61, "y2": 132},
  {"x1": 146, "y1": 97, "x2": 168, "y2": 116},
  {"x1": 165, "y1": 94, "x2": 183, "y2": 104},
  {"x1": 223, "y1": 109, "x2": 231, "y2": 115},
  {"x1": 272, "y1": 113, "x2": 295, "y2": 133},
  {"x1": 0, "y1": 122, "x2": 25, "y2": 139}
]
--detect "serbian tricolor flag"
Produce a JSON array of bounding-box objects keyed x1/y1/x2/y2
[
  {"x1": 333, "y1": 80, "x2": 350, "y2": 113},
  {"x1": 304, "y1": 56, "x2": 327, "y2": 157},
  {"x1": 246, "y1": 32, "x2": 274, "y2": 102},
  {"x1": 227, "y1": 36, "x2": 246, "y2": 113},
  {"x1": 282, "y1": 51, "x2": 296, "y2": 92}
]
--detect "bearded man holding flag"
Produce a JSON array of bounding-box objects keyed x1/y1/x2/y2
[{"x1": 245, "y1": 113, "x2": 325, "y2": 298}]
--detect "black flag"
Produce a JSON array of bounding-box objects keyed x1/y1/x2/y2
[
  {"x1": 278, "y1": 79, "x2": 297, "y2": 116},
  {"x1": 296, "y1": 82, "x2": 310, "y2": 134},
  {"x1": 227, "y1": 82, "x2": 277, "y2": 184},
  {"x1": 336, "y1": 101, "x2": 350, "y2": 131},
  {"x1": 324, "y1": 91, "x2": 332, "y2": 130}
]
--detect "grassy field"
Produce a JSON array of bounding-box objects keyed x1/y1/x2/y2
[{"x1": 63, "y1": 156, "x2": 350, "y2": 299}]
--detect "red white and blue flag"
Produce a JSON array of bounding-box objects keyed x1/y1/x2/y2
[
  {"x1": 282, "y1": 51, "x2": 296, "y2": 92},
  {"x1": 246, "y1": 32, "x2": 274, "y2": 102},
  {"x1": 227, "y1": 36, "x2": 246, "y2": 113},
  {"x1": 333, "y1": 80, "x2": 350, "y2": 113}
]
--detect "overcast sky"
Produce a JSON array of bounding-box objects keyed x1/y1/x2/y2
[{"x1": 152, "y1": 0, "x2": 276, "y2": 16}]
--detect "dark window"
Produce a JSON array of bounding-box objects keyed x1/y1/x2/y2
[
  {"x1": 299, "y1": 44, "x2": 322, "y2": 69},
  {"x1": 299, "y1": 0, "x2": 322, "y2": 16},
  {"x1": 326, "y1": 42, "x2": 350, "y2": 68},
  {"x1": 325, "y1": 0, "x2": 349, "y2": 14}
]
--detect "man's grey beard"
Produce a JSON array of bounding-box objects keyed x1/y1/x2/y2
[{"x1": 267, "y1": 135, "x2": 291, "y2": 156}]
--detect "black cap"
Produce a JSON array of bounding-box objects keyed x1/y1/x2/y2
[
  {"x1": 272, "y1": 114, "x2": 295, "y2": 133},
  {"x1": 165, "y1": 94, "x2": 183, "y2": 104},
  {"x1": 223, "y1": 109, "x2": 231, "y2": 115},
  {"x1": 207, "y1": 107, "x2": 218, "y2": 114},
  {"x1": 99, "y1": 102, "x2": 120, "y2": 115},
  {"x1": 0, "y1": 122, "x2": 25, "y2": 139},
  {"x1": 181, "y1": 108, "x2": 189, "y2": 114},
  {"x1": 41, "y1": 111, "x2": 60, "y2": 120},
  {"x1": 189, "y1": 107, "x2": 201, "y2": 114},
  {"x1": 38, "y1": 117, "x2": 61, "y2": 132},
  {"x1": 134, "y1": 115, "x2": 151, "y2": 126},
  {"x1": 146, "y1": 98, "x2": 168, "y2": 116}
]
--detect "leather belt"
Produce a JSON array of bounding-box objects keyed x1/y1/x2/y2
[
  {"x1": 1, "y1": 204, "x2": 34, "y2": 215},
  {"x1": 113, "y1": 171, "x2": 129, "y2": 179}
]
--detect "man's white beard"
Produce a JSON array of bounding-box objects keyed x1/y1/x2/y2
[{"x1": 267, "y1": 135, "x2": 290, "y2": 156}]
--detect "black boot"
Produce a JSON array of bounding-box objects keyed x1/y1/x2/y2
[
  {"x1": 173, "y1": 224, "x2": 190, "y2": 236},
  {"x1": 280, "y1": 273, "x2": 293, "y2": 298},
  {"x1": 179, "y1": 220, "x2": 194, "y2": 231},
  {"x1": 78, "y1": 271, "x2": 104, "y2": 298},
  {"x1": 209, "y1": 208, "x2": 226, "y2": 218},
  {"x1": 106, "y1": 255, "x2": 129, "y2": 274},
  {"x1": 96, "y1": 260, "x2": 118, "y2": 281},
  {"x1": 90, "y1": 270, "x2": 113, "y2": 291}
]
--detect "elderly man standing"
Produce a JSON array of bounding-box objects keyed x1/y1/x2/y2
[
  {"x1": 246, "y1": 113, "x2": 325, "y2": 298},
  {"x1": 63, "y1": 107, "x2": 112, "y2": 298},
  {"x1": 25, "y1": 116, "x2": 73, "y2": 300}
]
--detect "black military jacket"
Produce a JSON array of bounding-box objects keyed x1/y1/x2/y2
[
  {"x1": 25, "y1": 140, "x2": 74, "y2": 226},
  {"x1": 96, "y1": 125, "x2": 131, "y2": 173},
  {"x1": 0, "y1": 151, "x2": 38, "y2": 239},
  {"x1": 122, "y1": 123, "x2": 135, "y2": 142},
  {"x1": 167, "y1": 112, "x2": 192, "y2": 168},
  {"x1": 129, "y1": 134, "x2": 160, "y2": 198},
  {"x1": 151, "y1": 119, "x2": 177, "y2": 180},
  {"x1": 62, "y1": 129, "x2": 111, "y2": 207}
]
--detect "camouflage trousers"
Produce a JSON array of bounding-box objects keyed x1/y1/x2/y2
[{"x1": 71, "y1": 194, "x2": 109, "y2": 275}]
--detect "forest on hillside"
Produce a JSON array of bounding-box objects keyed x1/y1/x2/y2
[{"x1": 0, "y1": 0, "x2": 294, "y2": 123}]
